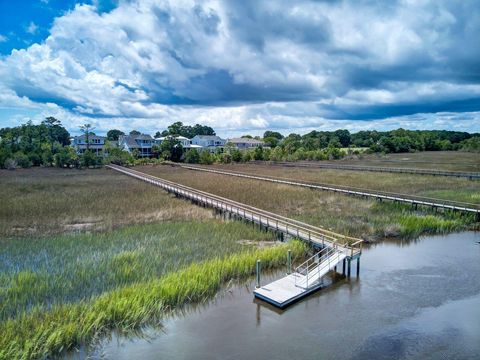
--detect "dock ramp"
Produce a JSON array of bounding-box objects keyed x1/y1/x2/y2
[{"x1": 254, "y1": 246, "x2": 347, "y2": 308}]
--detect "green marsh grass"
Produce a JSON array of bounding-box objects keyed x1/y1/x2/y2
[
  {"x1": 0, "y1": 220, "x2": 277, "y2": 321},
  {"x1": 0, "y1": 240, "x2": 307, "y2": 360}
]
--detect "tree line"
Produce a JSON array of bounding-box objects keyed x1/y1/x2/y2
[{"x1": 0, "y1": 118, "x2": 478, "y2": 169}]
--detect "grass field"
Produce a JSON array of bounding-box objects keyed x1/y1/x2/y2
[
  {"x1": 0, "y1": 168, "x2": 307, "y2": 359},
  {"x1": 138, "y1": 165, "x2": 477, "y2": 240}
]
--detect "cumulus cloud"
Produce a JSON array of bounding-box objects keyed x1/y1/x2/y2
[{"x1": 0, "y1": 0, "x2": 479, "y2": 134}]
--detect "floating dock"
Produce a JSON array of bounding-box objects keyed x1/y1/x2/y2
[{"x1": 254, "y1": 247, "x2": 353, "y2": 308}]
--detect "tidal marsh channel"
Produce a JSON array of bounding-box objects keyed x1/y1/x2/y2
[{"x1": 83, "y1": 231, "x2": 480, "y2": 360}]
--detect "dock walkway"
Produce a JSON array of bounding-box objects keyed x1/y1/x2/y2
[{"x1": 107, "y1": 164, "x2": 363, "y2": 307}]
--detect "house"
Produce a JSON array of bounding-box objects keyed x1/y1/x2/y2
[
  {"x1": 71, "y1": 135, "x2": 108, "y2": 156},
  {"x1": 191, "y1": 135, "x2": 226, "y2": 152},
  {"x1": 119, "y1": 134, "x2": 155, "y2": 157},
  {"x1": 155, "y1": 135, "x2": 203, "y2": 150},
  {"x1": 228, "y1": 137, "x2": 265, "y2": 150}
]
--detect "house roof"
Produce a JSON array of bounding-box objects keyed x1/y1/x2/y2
[
  {"x1": 156, "y1": 135, "x2": 190, "y2": 141},
  {"x1": 119, "y1": 134, "x2": 153, "y2": 148},
  {"x1": 193, "y1": 135, "x2": 224, "y2": 141},
  {"x1": 228, "y1": 137, "x2": 264, "y2": 144},
  {"x1": 74, "y1": 134, "x2": 107, "y2": 140}
]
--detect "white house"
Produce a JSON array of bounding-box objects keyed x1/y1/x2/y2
[
  {"x1": 191, "y1": 135, "x2": 226, "y2": 152},
  {"x1": 71, "y1": 135, "x2": 108, "y2": 156},
  {"x1": 119, "y1": 134, "x2": 155, "y2": 157},
  {"x1": 155, "y1": 135, "x2": 203, "y2": 150},
  {"x1": 228, "y1": 137, "x2": 265, "y2": 150}
]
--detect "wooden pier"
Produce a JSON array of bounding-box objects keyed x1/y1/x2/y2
[
  {"x1": 107, "y1": 164, "x2": 363, "y2": 308},
  {"x1": 259, "y1": 161, "x2": 480, "y2": 180},
  {"x1": 179, "y1": 164, "x2": 480, "y2": 219}
]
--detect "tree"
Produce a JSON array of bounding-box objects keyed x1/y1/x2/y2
[
  {"x1": 333, "y1": 129, "x2": 351, "y2": 147},
  {"x1": 129, "y1": 130, "x2": 141, "y2": 135},
  {"x1": 107, "y1": 129, "x2": 124, "y2": 141},
  {"x1": 42, "y1": 117, "x2": 70, "y2": 150},
  {"x1": 253, "y1": 146, "x2": 264, "y2": 160},
  {"x1": 264, "y1": 137, "x2": 280, "y2": 148},
  {"x1": 54, "y1": 147, "x2": 78, "y2": 168},
  {"x1": 159, "y1": 138, "x2": 183, "y2": 162},
  {"x1": 79, "y1": 124, "x2": 95, "y2": 151},
  {"x1": 263, "y1": 131, "x2": 283, "y2": 140}
]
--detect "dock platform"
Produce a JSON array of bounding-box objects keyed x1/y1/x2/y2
[{"x1": 254, "y1": 273, "x2": 323, "y2": 308}]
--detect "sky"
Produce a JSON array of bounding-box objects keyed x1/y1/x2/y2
[{"x1": 0, "y1": 0, "x2": 479, "y2": 137}]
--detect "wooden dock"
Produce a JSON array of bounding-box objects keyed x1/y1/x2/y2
[
  {"x1": 106, "y1": 164, "x2": 363, "y2": 256},
  {"x1": 107, "y1": 164, "x2": 363, "y2": 308},
  {"x1": 259, "y1": 161, "x2": 480, "y2": 180}
]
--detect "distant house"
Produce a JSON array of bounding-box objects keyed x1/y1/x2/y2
[
  {"x1": 191, "y1": 135, "x2": 226, "y2": 152},
  {"x1": 119, "y1": 134, "x2": 155, "y2": 157},
  {"x1": 71, "y1": 135, "x2": 108, "y2": 156},
  {"x1": 228, "y1": 138, "x2": 265, "y2": 150},
  {"x1": 155, "y1": 135, "x2": 203, "y2": 150}
]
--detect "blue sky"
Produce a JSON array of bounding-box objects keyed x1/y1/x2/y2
[{"x1": 0, "y1": 0, "x2": 479, "y2": 136}]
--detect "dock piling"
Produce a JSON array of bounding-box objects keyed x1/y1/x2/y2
[
  {"x1": 256, "y1": 260, "x2": 261, "y2": 288},
  {"x1": 356, "y1": 258, "x2": 360, "y2": 277},
  {"x1": 287, "y1": 249, "x2": 292, "y2": 274}
]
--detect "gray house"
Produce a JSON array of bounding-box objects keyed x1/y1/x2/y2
[
  {"x1": 71, "y1": 135, "x2": 107, "y2": 155},
  {"x1": 191, "y1": 135, "x2": 226, "y2": 152},
  {"x1": 228, "y1": 137, "x2": 265, "y2": 150},
  {"x1": 119, "y1": 134, "x2": 155, "y2": 157}
]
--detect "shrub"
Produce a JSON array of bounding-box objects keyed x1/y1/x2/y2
[
  {"x1": 80, "y1": 150, "x2": 101, "y2": 167},
  {"x1": 231, "y1": 149, "x2": 243, "y2": 162},
  {"x1": 185, "y1": 149, "x2": 200, "y2": 164},
  {"x1": 4, "y1": 158, "x2": 17, "y2": 170},
  {"x1": 13, "y1": 152, "x2": 32, "y2": 168},
  {"x1": 199, "y1": 150, "x2": 214, "y2": 165}
]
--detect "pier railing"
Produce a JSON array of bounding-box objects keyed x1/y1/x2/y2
[
  {"x1": 256, "y1": 161, "x2": 480, "y2": 180},
  {"x1": 107, "y1": 164, "x2": 363, "y2": 258}
]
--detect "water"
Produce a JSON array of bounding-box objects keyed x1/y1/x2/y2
[{"x1": 92, "y1": 232, "x2": 480, "y2": 359}]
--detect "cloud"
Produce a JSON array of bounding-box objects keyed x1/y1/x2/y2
[
  {"x1": 0, "y1": 35, "x2": 7, "y2": 43},
  {"x1": 0, "y1": 0, "x2": 479, "y2": 134},
  {"x1": 26, "y1": 22, "x2": 39, "y2": 35}
]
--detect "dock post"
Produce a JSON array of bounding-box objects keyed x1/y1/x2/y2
[
  {"x1": 342, "y1": 259, "x2": 346, "y2": 276},
  {"x1": 347, "y1": 258, "x2": 351, "y2": 278},
  {"x1": 256, "y1": 260, "x2": 261, "y2": 288},
  {"x1": 356, "y1": 258, "x2": 360, "y2": 277},
  {"x1": 287, "y1": 250, "x2": 292, "y2": 274}
]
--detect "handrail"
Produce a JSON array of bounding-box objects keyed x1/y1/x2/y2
[
  {"x1": 261, "y1": 161, "x2": 480, "y2": 180},
  {"x1": 109, "y1": 165, "x2": 361, "y2": 245},
  {"x1": 107, "y1": 164, "x2": 363, "y2": 256},
  {"x1": 178, "y1": 164, "x2": 480, "y2": 214},
  {"x1": 294, "y1": 247, "x2": 342, "y2": 289}
]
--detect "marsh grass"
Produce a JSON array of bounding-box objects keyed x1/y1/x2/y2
[
  {"x1": 326, "y1": 151, "x2": 480, "y2": 172},
  {"x1": 0, "y1": 240, "x2": 307, "y2": 360},
  {"x1": 208, "y1": 163, "x2": 480, "y2": 205},
  {"x1": 0, "y1": 220, "x2": 278, "y2": 321},
  {"x1": 139, "y1": 165, "x2": 477, "y2": 240},
  {"x1": 0, "y1": 167, "x2": 212, "y2": 237}
]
